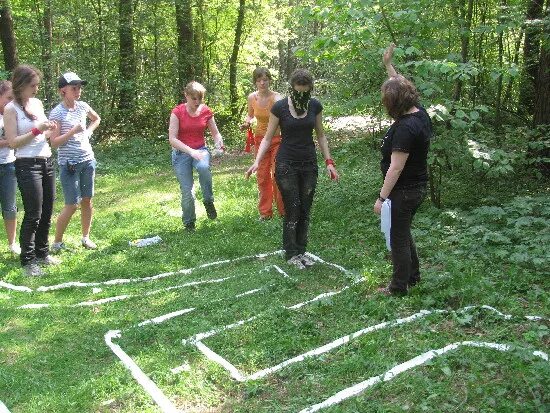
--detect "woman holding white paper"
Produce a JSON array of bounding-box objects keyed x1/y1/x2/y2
[{"x1": 373, "y1": 44, "x2": 432, "y2": 296}]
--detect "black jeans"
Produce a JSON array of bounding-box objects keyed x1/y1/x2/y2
[
  {"x1": 15, "y1": 157, "x2": 55, "y2": 266},
  {"x1": 388, "y1": 185, "x2": 426, "y2": 293},
  {"x1": 275, "y1": 160, "x2": 318, "y2": 260}
]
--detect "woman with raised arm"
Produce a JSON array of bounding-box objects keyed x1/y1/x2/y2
[
  {"x1": 241, "y1": 67, "x2": 285, "y2": 220},
  {"x1": 168, "y1": 81, "x2": 224, "y2": 231},
  {"x1": 0, "y1": 80, "x2": 20, "y2": 255},
  {"x1": 49, "y1": 72, "x2": 101, "y2": 253},
  {"x1": 3, "y1": 65, "x2": 58, "y2": 276},
  {"x1": 374, "y1": 44, "x2": 432, "y2": 296},
  {"x1": 246, "y1": 69, "x2": 339, "y2": 269}
]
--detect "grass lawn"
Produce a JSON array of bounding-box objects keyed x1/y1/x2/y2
[{"x1": 0, "y1": 133, "x2": 548, "y2": 413}]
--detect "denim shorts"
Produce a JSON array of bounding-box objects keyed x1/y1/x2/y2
[
  {"x1": 0, "y1": 162, "x2": 17, "y2": 219},
  {"x1": 59, "y1": 159, "x2": 96, "y2": 205}
]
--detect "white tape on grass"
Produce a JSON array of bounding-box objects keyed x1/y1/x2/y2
[
  {"x1": 0, "y1": 400, "x2": 11, "y2": 413},
  {"x1": 0, "y1": 281, "x2": 32, "y2": 293},
  {"x1": 298, "y1": 341, "x2": 549, "y2": 413},
  {"x1": 105, "y1": 330, "x2": 182, "y2": 413}
]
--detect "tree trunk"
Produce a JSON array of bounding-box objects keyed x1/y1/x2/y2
[
  {"x1": 175, "y1": 0, "x2": 195, "y2": 97},
  {"x1": 495, "y1": 0, "x2": 506, "y2": 132},
  {"x1": 118, "y1": 0, "x2": 137, "y2": 110},
  {"x1": 0, "y1": 0, "x2": 18, "y2": 71},
  {"x1": 533, "y1": 34, "x2": 549, "y2": 125},
  {"x1": 453, "y1": 0, "x2": 474, "y2": 102},
  {"x1": 229, "y1": 0, "x2": 246, "y2": 117},
  {"x1": 42, "y1": 0, "x2": 54, "y2": 109},
  {"x1": 518, "y1": 0, "x2": 544, "y2": 113}
]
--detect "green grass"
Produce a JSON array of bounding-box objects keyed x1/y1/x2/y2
[{"x1": 0, "y1": 134, "x2": 548, "y2": 413}]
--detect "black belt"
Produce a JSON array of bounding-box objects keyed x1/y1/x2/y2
[{"x1": 16, "y1": 157, "x2": 51, "y2": 163}]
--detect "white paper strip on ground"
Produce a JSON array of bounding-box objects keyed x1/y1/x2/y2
[
  {"x1": 0, "y1": 400, "x2": 11, "y2": 413},
  {"x1": 297, "y1": 341, "x2": 549, "y2": 413},
  {"x1": 104, "y1": 330, "x2": 181, "y2": 413},
  {"x1": 138, "y1": 308, "x2": 196, "y2": 327},
  {"x1": 0, "y1": 281, "x2": 32, "y2": 293},
  {"x1": 196, "y1": 341, "x2": 246, "y2": 381}
]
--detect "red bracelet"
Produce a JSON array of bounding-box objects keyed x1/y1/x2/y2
[
  {"x1": 325, "y1": 159, "x2": 335, "y2": 166},
  {"x1": 31, "y1": 127, "x2": 41, "y2": 136}
]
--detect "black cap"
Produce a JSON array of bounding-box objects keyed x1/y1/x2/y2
[{"x1": 58, "y1": 72, "x2": 88, "y2": 88}]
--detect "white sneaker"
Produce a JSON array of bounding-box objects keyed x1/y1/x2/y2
[
  {"x1": 8, "y1": 243, "x2": 21, "y2": 255},
  {"x1": 299, "y1": 253, "x2": 315, "y2": 267},
  {"x1": 81, "y1": 237, "x2": 97, "y2": 249},
  {"x1": 287, "y1": 255, "x2": 306, "y2": 270}
]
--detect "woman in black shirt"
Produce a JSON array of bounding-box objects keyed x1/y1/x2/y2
[
  {"x1": 374, "y1": 44, "x2": 432, "y2": 295},
  {"x1": 246, "y1": 69, "x2": 339, "y2": 269}
]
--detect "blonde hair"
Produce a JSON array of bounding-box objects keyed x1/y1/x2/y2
[{"x1": 184, "y1": 81, "x2": 206, "y2": 102}]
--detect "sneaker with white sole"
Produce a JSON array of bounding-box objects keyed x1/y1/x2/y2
[
  {"x1": 299, "y1": 253, "x2": 315, "y2": 267},
  {"x1": 8, "y1": 243, "x2": 21, "y2": 255},
  {"x1": 37, "y1": 255, "x2": 61, "y2": 266},
  {"x1": 51, "y1": 242, "x2": 66, "y2": 254},
  {"x1": 23, "y1": 262, "x2": 44, "y2": 277},
  {"x1": 81, "y1": 237, "x2": 97, "y2": 249},
  {"x1": 287, "y1": 255, "x2": 306, "y2": 270}
]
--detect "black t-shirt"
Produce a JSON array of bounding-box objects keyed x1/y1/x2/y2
[
  {"x1": 271, "y1": 97, "x2": 323, "y2": 162},
  {"x1": 380, "y1": 106, "x2": 432, "y2": 188}
]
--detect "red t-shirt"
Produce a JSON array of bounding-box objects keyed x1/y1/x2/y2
[{"x1": 172, "y1": 104, "x2": 213, "y2": 149}]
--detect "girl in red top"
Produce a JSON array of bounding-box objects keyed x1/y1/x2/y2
[{"x1": 168, "y1": 81, "x2": 224, "y2": 231}]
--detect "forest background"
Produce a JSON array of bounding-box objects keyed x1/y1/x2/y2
[{"x1": 1, "y1": 0, "x2": 548, "y2": 197}]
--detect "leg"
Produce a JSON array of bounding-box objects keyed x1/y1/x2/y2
[
  {"x1": 55, "y1": 161, "x2": 80, "y2": 243},
  {"x1": 172, "y1": 150, "x2": 196, "y2": 226},
  {"x1": 194, "y1": 149, "x2": 213, "y2": 203},
  {"x1": 78, "y1": 160, "x2": 96, "y2": 238},
  {"x1": 388, "y1": 187, "x2": 425, "y2": 293},
  {"x1": 255, "y1": 136, "x2": 274, "y2": 218},
  {"x1": 270, "y1": 137, "x2": 285, "y2": 217},
  {"x1": 296, "y1": 163, "x2": 318, "y2": 256},
  {"x1": 0, "y1": 162, "x2": 18, "y2": 245},
  {"x1": 275, "y1": 162, "x2": 301, "y2": 260},
  {"x1": 15, "y1": 160, "x2": 44, "y2": 266},
  {"x1": 35, "y1": 159, "x2": 55, "y2": 259}
]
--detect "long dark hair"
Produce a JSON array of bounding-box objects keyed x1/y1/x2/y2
[
  {"x1": 0, "y1": 80, "x2": 12, "y2": 97},
  {"x1": 11, "y1": 65, "x2": 42, "y2": 120}
]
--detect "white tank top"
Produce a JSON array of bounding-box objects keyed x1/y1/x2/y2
[
  {"x1": 8, "y1": 99, "x2": 52, "y2": 158},
  {"x1": 0, "y1": 113, "x2": 16, "y2": 164}
]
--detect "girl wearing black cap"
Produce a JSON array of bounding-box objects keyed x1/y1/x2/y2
[
  {"x1": 3, "y1": 65, "x2": 58, "y2": 276},
  {"x1": 49, "y1": 72, "x2": 101, "y2": 252}
]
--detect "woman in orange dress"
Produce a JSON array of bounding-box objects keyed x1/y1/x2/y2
[{"x1": 241, "y1": 68, "x2": 285, "y2": 220}]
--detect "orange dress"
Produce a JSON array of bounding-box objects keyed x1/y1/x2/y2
[{"x1": 252, "y1": 93, "x2": 284, "y2": 217}]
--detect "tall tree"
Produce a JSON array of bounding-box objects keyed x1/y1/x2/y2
[
  {"x1": 229, "y1": 0, "x2": 246, "y2": 117},
  {"x1": 175, "y1": 0, "x2": 195, "y2": 96},
  {"x1": 42, "y1": 0, "x2": 54, "y2": 108},
  {"x1": 118, "y1": 0, "x2": 137, "y2": 110},
  {"x1": 453, "y1": 0, "x2": 474, "y2": 102},
  {"x1": 533, "y1": 3, "x2": 549, "y2": 126},
  {"x1": 0, "y1": 0, "x2": 18, "y2": 71},
  {"x1": 519, "y1": 0, "x2": 544, "y2": 113}
]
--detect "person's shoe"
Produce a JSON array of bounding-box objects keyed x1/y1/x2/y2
[
  {"x1": 287, "y1": 255, "x2": 306, "y2": 270},
  {"x1": 8, "y1": 243, "x2": 21, "y2": 255},
  {"x1": 184, "y1": 222, "x2": 196, "y2": 232},
  {"x1": 259, "y1": 215, "x2": 272, "y2": 221},
  {"x1": 51, "y1": 242, "x2": 66, "y2": 254},
  {"x1": 37, "y1": 255, "x2": 61, "y2": 266},
  {"x1": 23, "y1": 262, "x2": 44, "y2": 277},
  {"x1": 299, "y1": 253, "x2": 315, "y2": 267},
  {"x1": 204, "y1": 202, "x2": 217, "y2": 220},
  {"x1": 81, "y1": 237, "x2": 97, "y2": 249},
  {"x1": 377, "y1": 286, "x2": 406, "y2": 297}
]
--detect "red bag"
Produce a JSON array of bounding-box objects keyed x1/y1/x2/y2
[{"x1": 245, "y1": 128, "x2": 254, "y2": 153}]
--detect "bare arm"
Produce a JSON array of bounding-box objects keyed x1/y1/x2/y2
[
  {"x1": 4, "y1": 104, "x2": 55, "y2": 149},
  {"x1": 207, "y1": 116, "x2": 224, "y2": 149},
  {"x1": 86, "y1": 107, "x2": 101, "y2": 135},
  {"x1": 50, "y1": 122, "x2": 83, "y2": 148},
  {"x1": 373, "y1": 151, "x2": 409, "y2": 214},
  {"x1": 315, "y1": 113, "x2": 339, "y2": 181},
  {"x1": 383, "y1": 43, "x2": 398, "y2": 78},
  {"x1": 168, "y1": 113, "x2": 203, "y2": 160},
  {"x1": 240, "y1": 93, "x2": 256, "y2": 130},
  {"x1": 245, "y1": 113, "x2": 279, "y2": 178}
]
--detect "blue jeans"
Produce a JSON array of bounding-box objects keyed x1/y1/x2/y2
[
  {"x1": 172, "y1": 148, "x2": 214, "y2": 225},
  {"x1": 59, "y1": 159, "x2": 96, "y2": 205},
  {"x1": 0, "y1": 162, "x2": 17, "y2": 220},
  {"x1": 275, "y1": 160, "x2": 318, "y2": 260},
  {"x1": 389, "y1": 185, "x2": 426, "y2": 293},
  {"x1": 15, "y1": 157, "x2": 56, "y2": 265}
]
